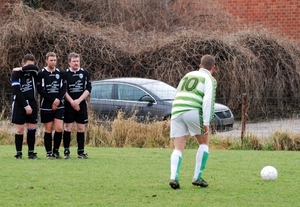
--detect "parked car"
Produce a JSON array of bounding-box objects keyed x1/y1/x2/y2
[{"x1": 90, "y1": 77, "x2": 234, "y2": 132}]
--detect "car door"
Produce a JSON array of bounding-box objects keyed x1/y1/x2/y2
[
  {"x1": 115, "y1": 83, "x2": 154, "y2": 119},
  {"x1": 90, "y1": 83, "x2": 115, "y2": 120}
]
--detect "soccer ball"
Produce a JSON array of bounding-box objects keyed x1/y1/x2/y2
[{"x1": 260, "y1": 166, "x2": 278, "y2": 181}]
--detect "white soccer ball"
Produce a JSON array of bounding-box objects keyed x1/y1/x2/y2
[{"x1": 260, "y1": 166, "x2": 278, "y2": 181}]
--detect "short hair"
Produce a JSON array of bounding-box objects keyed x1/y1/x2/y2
[
  {"x1": 46, "y1": 52, "x2": 57, "y2": 60},
  {"x1": 68, "y1": 52, "x2": 80, "y2": 61},
  {"x1": 22, "y1": 54, "x2": 35, "y2": 63},
  {"x1": 201, "y1": 55, "x2": 215, "y2": 70}
]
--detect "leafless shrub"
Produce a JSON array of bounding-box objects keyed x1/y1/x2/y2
[
  {"x1": 1, "y1": 1, "x2": 300, "y2": 121},
  {"x1": 40, "y1": 0, "x2": 238, "y2": 32},
  {"x1": 271, "y1": 132, "x2": 300, "y2": 151}
]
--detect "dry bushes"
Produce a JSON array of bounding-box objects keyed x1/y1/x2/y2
[
  {"x1": 40, "y1": 0, "x2": 238, "y2": 32},
  {"x1": 86, "y1": 111, "x2": 172, "y2": 148},
  {"x1": 129, "y1": 31, "x2": 300, "y2": 119},
  {"x1": 271, "y1": 132, "x2": 300, "y2": 151},
  {"x1": 41, "y1": 0, "x2": 173, "y2": 31},
  {"x1": 1, "y1": 1, "x2": 300, "y2": 120},
  {"x1": 0, "y1": 3, "x2": 129, "y2": 94}
]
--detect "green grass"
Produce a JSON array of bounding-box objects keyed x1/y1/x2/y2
[{"x1": 0, "y1": 145, "x2": 299, "y2": 207}]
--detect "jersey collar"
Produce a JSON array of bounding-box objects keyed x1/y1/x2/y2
[
  {"x1": 69, "y1": 68, "x2": 82, "y2": 73},
  {"x1": 44, "y1": 67, "x2": 56, "y2": 72}
]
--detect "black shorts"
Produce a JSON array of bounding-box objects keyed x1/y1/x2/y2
[
  {"x1": 11, "y1": 100, "x2": 38, "y2": 124},
  {"x1": 40, "y1": 107, "x2": 64, "y2": 123},
  {"x1": 64, "y1": 102, "x2": 88, "y2": 124}
]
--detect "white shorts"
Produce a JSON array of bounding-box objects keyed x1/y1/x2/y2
[{"x1": 170, "y1": 109, "x2": 204, "y2": 138}]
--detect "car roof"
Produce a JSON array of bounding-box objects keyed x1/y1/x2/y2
[{"x1": 92, "y1": 77, "x2": 167, "y2": 86}]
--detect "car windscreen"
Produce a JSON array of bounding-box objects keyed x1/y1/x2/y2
[{"x1": 143, "y1": 82, "x2": 176, "y2": 100}]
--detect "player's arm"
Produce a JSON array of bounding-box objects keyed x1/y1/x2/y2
[
  {"x1": 202, "y1": 77, "x2": 216, "y2": 126},
  {"x1": 64, "y1": 70, "x2": 74, "y2": 104},
  {"x1": 64, "y1": 92, "x2": 73, "y2": 103},
  {"x1": 11, "y1": 72, "x2": 27, "y2": 108},
  {"x1": 65, "y1": 92, "x2": 80, "y2": 111},
  {"x1": 12, "y1": 85, "x2": 28, "y2": 108},
  {"x1": 14, "y1": 87, "x2": 33, "y2": 115},
  {"x1": 53, "y1": 76, "x2": 67, "y2": 108},
  {"x1": 11, "y1": 72, "x2": 32, "y2": 114},
  {"x1": 17, "y1": 65, "x2": 38, "y2": 76},
  {"x1": 74, "y1": 71, "x2": 92, "y2": 105},
  {"x1": 36, "y1": 72, "x2": 56, "y2": 103},
  {"x1": 56, "y1": 76, "x2": 67, "y2": 103},
  {"x1": 75, "y1": 90, "x2": 90, "y2": 104}
]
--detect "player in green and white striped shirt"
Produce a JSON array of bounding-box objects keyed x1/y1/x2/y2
[{"x1": 169, "y1": 55, "x2": 217, "y2": 189}]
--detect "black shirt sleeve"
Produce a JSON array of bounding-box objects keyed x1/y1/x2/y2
[
  {"x1": 37, "y1": 71, "x2": 56, "y2": 103},
  {"x1": 12, "y1": 85, "x2": 28, "y2": 107},
  {"x1": 57, "y1": 77, "x2": 66, "y2": 102},
  {"x1": 22, "y1": 65, "x2": 38, "y2": 76},
  {"x1": 11, "y1": 71, "x2": 28, "y2": 108},
  {"x1": 85, "y1": 70, "x2": 92, "y2": 93}
]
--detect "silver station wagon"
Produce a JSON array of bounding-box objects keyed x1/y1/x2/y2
[{"x1": 90, "y1": 77, "x2": 234, "y2": 132}]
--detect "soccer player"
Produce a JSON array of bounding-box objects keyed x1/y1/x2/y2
[
  {"x1": 63, "y1": 52, "x2": 92, "y2": 159},
  {"x1": 169, "y1": 54, "x2": 217, "y2": 189},
  {"x1": 11, "y1": 54, "x2": 39, "y2": 159},
  {"x1": 37, "y1": 52, "x2": 66, "y2": 159}
]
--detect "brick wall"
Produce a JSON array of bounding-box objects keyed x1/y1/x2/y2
[
  {"x1": 218, "y1": 0, "x2": 300, "y2": 40},
  {"x1": 0, "y1": 0, "x2": 19, "y2": 25}
]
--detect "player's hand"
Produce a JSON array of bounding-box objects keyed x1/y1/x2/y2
[
  {"x1": 52, "y1": 99, "x2": 60, "y2": 110},
  {"x1": 203, "y1": 125, "x2": 210, "y2": 135},
  {"x1": 70, "y1": 100, "x2": 77, "y2": 108},
  {"x1": 53, "y1": 98, "x2": 60, "y2": 106},
  {"x1": 13, "y1": 67, "x2": 22, "y2": 71},
  {"x1": 52, "y1": 103, "x2": 58, "y2": 111},
  {"x1": 74, "y1": 105, "x2": 80, "y2": 111},
  {"x1": 71, "y1": 100, "x2": 80, "y2": 111},
  {"x1": 73, "y1": 99, "x2": 81, "y2": 111},
  {"x1": 73, "y1": 99, "x2": 81, "y2": 106},
  {"x1": 24, "y1": 105, "x2": 32, "y2": 115}
]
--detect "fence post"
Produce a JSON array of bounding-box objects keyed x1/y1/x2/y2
[{"x1": 241, "y1": 93, "x2": 247, "y2": 142}]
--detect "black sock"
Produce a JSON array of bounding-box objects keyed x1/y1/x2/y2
[
  {"x1": 15, "y1": 134, "x2": 23, "y2": 154},
  {"x1": 77, "y1": 132, "x2": 85, "y2": 154},
  {"x1": 53, "y1": 131, "x2": 62, "y2": 153},
  {"x1": 63, "y1": 130, "x2": 71, "y2": 150},
  {"x1": 27, "y1": 129, "x2": 36, "y2": 155},
  {"x1": 44, "y1": 132, "x2": 52, "y2": 154}
]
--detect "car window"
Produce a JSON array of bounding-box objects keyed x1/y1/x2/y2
[
  {"x1": 91, "y1": 83, "x2": 113, "y2": 99},
  {"x1": 117, "y1": 84, "x2": 148, "y2": 101},
  {"x1": 143, "y1": 82, "x2": 176, "y2": 100}
]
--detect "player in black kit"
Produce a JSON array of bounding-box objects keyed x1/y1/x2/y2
[
  {"x1": 11, "y1": 54, "x2": 39, "y2": 159},
  {"x1": 63, "y1": 52, "x2": 92, "y2": 159},
  {"x1": 37, "y1": 52, "x2": 66, "y2": 159}
]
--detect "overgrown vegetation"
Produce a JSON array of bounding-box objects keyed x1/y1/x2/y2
[
  {"x1": 1, "y1": 1, "x2": 300, "y2": 120},
  {"x1": 1, "y1": 111, "x2": 300, "y2": 150}
]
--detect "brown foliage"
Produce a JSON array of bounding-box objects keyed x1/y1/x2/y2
[
  {"x1": 1, "y1": 1, "x2": 300, "y2": 120},
  {"x1": 271, "y1": 132, "x2": 300, "y2": 151},
  {"x1": 40, "y1": 0, "x2": 237, "y2": 32}
]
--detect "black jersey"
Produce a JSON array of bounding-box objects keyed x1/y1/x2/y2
[
  {"x1": 11, "y1": 65, "x2": 38, "y2": 107},
  {"x1": 64, "y1": 68, "x2": 92, "y2": 100},
  {"x1": 37, "y1": 67, "x2": 66, "y2": 110}
]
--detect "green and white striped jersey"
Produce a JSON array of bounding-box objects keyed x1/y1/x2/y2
[{"x1": 171, "y1": 68, "x2": 217, "y2": 125}]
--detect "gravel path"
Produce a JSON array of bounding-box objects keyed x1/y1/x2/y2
[{"x1": 217, "y1": 119, "x2": 300, "y2": 139}]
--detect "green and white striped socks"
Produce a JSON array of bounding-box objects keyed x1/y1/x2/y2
[
  {"x1": 170, "y1": 149, "x2": 182, "y2": 181},
  {"x1": 193, "y1": 144, "x2": 209, "y2": 180}
]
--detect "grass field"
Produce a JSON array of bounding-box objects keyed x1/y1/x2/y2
[{"x1": 1, "y1": 145, "x2": 299, "y2": 207}]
